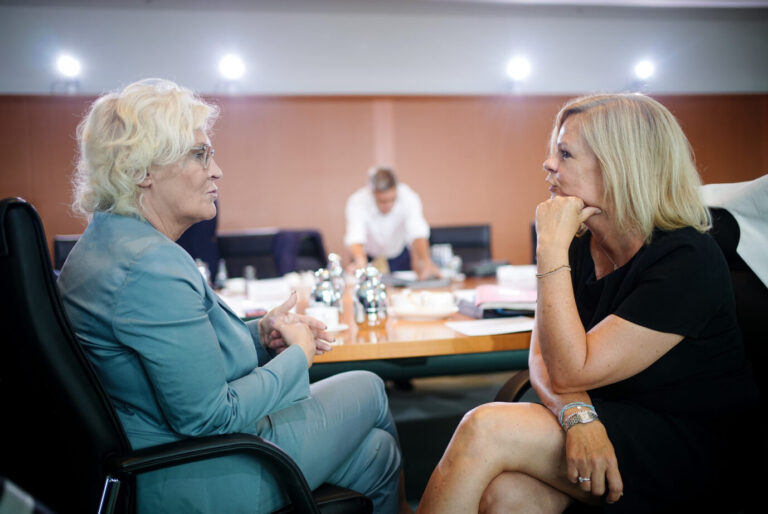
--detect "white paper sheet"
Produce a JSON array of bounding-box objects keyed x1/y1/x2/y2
[{"x1": 445, "y1": 317, "x2": 535, "y2": 336}]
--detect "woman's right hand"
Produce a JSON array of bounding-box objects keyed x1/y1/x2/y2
[
  {"x1": 535, "y1": 196, "x2": 601, "y2": 255},
  {"x1": 565, "y1": 421, "x2": 624, "y2": 504},
  {"x1": 272, "y1": 320, "x2": 316, "y2": 368}
]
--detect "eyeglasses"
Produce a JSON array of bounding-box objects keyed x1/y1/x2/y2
[{"x1": 190, "y1": 143, "x2": 215, "y2": 169}]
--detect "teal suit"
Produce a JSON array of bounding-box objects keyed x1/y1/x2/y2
[{"x1": 58, "y1": 212, "x2": 401, "y2": 513}]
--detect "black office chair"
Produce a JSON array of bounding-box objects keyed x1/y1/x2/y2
[
  {"x1": 0, "y1": 197, "x2": 372, "y2": 514},
  {"x1": 274, "y1": 229, "x2": 328, "y2": 276},
  {"x1": 177, "y1": 207, "x2": 220, "y2": 278},
  {"x1": 218, "y1": 229, "x2": 280, "y2": 278},
  {"x1": 708, "y1": 207, "x2": 767, "y2": 404},
  {"x1": 53, "y1": 233, "x2": 80, "y2": 271},
  {"x1": 429, "y1": 224, "x2": 503, "y2": 275}
]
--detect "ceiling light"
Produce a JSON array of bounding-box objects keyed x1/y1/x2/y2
[
  {"x1": 506, "y1": 57, "x2": 531, "y2": 82},
  {"x1": 634, "y1": 60, "x2": 655, "y2": 81},
  {"x1": 56, "y1": 54, "x2": 81, "y2": 78},
  {"x1": 219, "y1": 54, "x2": 245, "y2": 80}
]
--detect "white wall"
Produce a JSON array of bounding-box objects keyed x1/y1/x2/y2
[{"x1": 1, "y1": 0, "x2": 767, "y2": 95}]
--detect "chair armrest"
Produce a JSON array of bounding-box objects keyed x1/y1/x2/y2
[
  {"x1": 495, "y1": 369, "x2": 531, "y2": 402},
  {"x1": 111, "y1": 433, "x2": 319, "y2": 513}
]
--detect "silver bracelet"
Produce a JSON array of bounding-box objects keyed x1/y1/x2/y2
[
  {"x1": 562, "y1": 409, "x2": 599, "y2": 432},
  {"x1": 536, "y1": 264, "x2": 571, "y2": 278}
]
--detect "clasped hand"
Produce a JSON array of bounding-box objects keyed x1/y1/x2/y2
[{"x1": 258, "y1": 292, "x2": 334, "y2": 356}]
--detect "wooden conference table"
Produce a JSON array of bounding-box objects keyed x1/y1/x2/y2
[{"x1": 305, "y1": 277, "x2": 532, "y2": 382}]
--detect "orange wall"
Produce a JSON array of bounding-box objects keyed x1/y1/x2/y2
[{"x1": 2, "y1": 94, "x2": 766, "y2": 266}]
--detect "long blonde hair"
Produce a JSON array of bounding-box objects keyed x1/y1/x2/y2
[
  {"x1": 73, "y1": 78, "x2": 219, "y2": 219},
  {"x1": 550, "y1": 93, "x2": 710, "y2": 242}
]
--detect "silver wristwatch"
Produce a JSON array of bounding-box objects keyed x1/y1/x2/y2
[{"x1": 562, "y1": 409, "x2": 599, "y2": 432}]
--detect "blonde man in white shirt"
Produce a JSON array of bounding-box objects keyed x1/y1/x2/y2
[{"x1": 345, "y1": 167, "x2": 441, "y2": 280}]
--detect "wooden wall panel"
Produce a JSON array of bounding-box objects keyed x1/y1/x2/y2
[
  {"x1": 658, "y1": 95, "x2": 768, "y2": 184},
  {"x1": 1, "y1": 94, "x2": 766, "y2": 267},
  {"x1": 391, "y1": 96, "x2": 568, "y2": 264},
  {"x1": 210, "y1": 96, "x2": 376, "y2": 244}
]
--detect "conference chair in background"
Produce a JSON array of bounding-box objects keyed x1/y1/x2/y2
[
  {"x1": 53, "y1": 233, "x2": 80, "y2": 272},
  {"x1": 217, "y1": 228, "x2": 328, "y2": 280},
  {"x1": 177, "y1": 207, "x2": 219, "y2": 277},
  {"x1": 217, "y1": 229, "x2": 280, "y2": 279},
  {"x1": 273, "y1": 229, "x2": 328, "y2": 277},
  {"x1": 429, "y1": 224, "x2": 506, "y2": 276},
  {"x1": 0, "y1": 197, "x2": 372, "y2": 514}
]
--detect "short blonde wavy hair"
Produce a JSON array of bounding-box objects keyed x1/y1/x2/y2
[
  {"x1": 73, "y1": 78, "x2": 219, "y2": 219},
  {"x1": 550, "y1": 93, "x2": 710, "y2": 243}
]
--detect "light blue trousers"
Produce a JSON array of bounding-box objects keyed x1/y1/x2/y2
[{"x1": 259, "y1": 370, "x2": 402, "y2": 513}]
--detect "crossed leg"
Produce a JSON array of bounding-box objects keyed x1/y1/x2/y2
[{"x1": 417, "y1": 402, "x2": 598, "y2": 514}]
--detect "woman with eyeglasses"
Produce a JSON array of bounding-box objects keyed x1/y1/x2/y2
[{"x1": 58, "y1": 78, "x2": 409, "y2": 513}]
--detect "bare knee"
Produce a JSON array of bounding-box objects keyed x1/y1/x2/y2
[
  {"x1": 480, "y1": 472, "x2": 571, "y2": 514},
  {"x1": 479, "y1": 472, "x2": 530, "y2": 514},
  {"x1": 451, "y1": 404, "x2": 506, "y2": 453},
  {"x1": 456, "y1": 402, "x2": 546, "y2": 449}
]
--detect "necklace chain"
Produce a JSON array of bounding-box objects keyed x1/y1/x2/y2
[{"x1": 597, "y1": 241, "x2": 618, "y2": 271}]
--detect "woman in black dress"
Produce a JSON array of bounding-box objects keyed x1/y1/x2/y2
[{"x1": 417, "y1": 93, "x2": 758, "y2": 513}]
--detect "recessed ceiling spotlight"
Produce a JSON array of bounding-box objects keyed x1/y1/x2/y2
[
  {"x1": 634, "y1": 59, "x2": 655, "y2": 81},
  {"x1": 56, "y1": 54, "x2": 81, "y2": 78},
  {"x1": 506, "y1": 57, "x2": 531, "y2": 82},
  {"x1": 219, "y1": 54, "x2": 245, "y2": 80}
]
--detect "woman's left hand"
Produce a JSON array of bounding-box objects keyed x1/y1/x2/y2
[
  {"x1": 565, "y1": 421, "x2": 624, "y2": 504},
  {"x1": 258, "y1": 292, "x2": 334, "y2": 355}
]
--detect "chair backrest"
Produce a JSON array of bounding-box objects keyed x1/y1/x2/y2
[
  {"x1": 274, "y1": 230, "x2": 328, "y2": 276},
  {"x1": 0, "y1": 197, "x2": 132, "y2": 513},
  {"x1": 709, "y1": 207, "x2": 768, "y2": 402},
  {"x1": 177, "y1": 214, "x2": 219, "y2": 277},
  {"x1": 429, "y1": 224, "x2": 492, "y2": 270},
  {"x1": 217, "y1": 229, "x2": 279, "y2": 278},
  {"x1": 53, "y1": 234, "x2": 80, "y2": 271}
]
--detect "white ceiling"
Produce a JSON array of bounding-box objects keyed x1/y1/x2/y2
[
  {"x1": 1, "y1": 0, "x2": 766, "y2": 94},
  {"x1": 0, "y1": 0, "x2": 766, "y2": 7},
  {"x1": 432, "y1": 0, "x2": 768, "y2": 6}
]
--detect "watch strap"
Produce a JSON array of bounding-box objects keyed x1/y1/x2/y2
[{"x1": 562, "y1": 408, "x2": 599, "y2": 431}]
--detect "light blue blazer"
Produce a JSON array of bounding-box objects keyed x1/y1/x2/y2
[{"x1": 58, "y1": 212, "x2": 310, "y2": 512}]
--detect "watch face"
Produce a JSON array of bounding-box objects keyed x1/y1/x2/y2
[{"x1": 577, "y1": 410, "x2": 592, "y2": 422}]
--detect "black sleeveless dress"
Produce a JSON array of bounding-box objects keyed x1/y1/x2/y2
[{"x1": 568, "y1": 228, "x2": 758, "y2": 513}]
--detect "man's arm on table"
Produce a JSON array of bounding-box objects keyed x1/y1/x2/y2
[{"x1": 411, "y1": 237, "x2": 441, "y2": 279}]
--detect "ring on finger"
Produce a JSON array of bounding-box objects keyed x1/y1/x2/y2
[{"x1": 577, "y1": 476, "x2": 591, "y2": 483}]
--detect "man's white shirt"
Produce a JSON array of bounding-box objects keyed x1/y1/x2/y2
[{"x1": 344, "y1": 183, "x2": 430, "y2": 259}]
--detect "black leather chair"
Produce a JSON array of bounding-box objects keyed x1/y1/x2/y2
[
  {"x1": 217, "y1": 229, "x2": 280, "y2": 278},
  {"x1": 177, "y1": 208, "x2": 219, "y2": 278},
  {"x1": 0, "y1": 197, "x2": 372, "y2": 514},
  {"x1": 274, "y1": 229, "x2": 328, "y2": 276},
  {"x1": 429, "y1": 224, "x2": 497, "y2": 275},
  {"x1": 53, "y1": 233, "x2": 80, "y2": 271}
]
